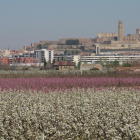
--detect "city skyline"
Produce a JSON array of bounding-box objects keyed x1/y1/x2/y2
[{"x1": 0, "y1": 0, "x2": 140, "y2": 49}]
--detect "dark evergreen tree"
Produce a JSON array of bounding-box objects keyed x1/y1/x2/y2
[
  {"x1": 66, "y1": 39, "x2": 79, "y2": 45},
  {"x1": 122, "y1": 63, "x2": 131, "y2": 67},
  {"x1": 44, "y1": 58, "x2": 47, "y2": 68},
  {"x1": 37, "y1": 44, "x2": 42, "y2": 50},
  {"x1": 53, "y1": 59, "x2": 55, "y2": 64}
]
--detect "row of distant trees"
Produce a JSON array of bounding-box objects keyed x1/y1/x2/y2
[
  {"x1": 44, "y1": 57, "x2": 137, "y2": 71},
  {"x1": 121, "y1": 60, "x2": 140, "y2": 67},
  {"x1": 66, "y1": 40, "x2": 79, "y2": 45}
]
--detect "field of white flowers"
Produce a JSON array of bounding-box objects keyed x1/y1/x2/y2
[
  {"x1": 0, "y1": 88, "x2": 140, "y2": 139},
  {"x1": 0, "y1": 69, "x2": 108, "y2": 75}
]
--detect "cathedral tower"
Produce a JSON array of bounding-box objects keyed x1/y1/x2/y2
[{"x1": 118, "y1": 20, "x2": 123, "y2": 41}]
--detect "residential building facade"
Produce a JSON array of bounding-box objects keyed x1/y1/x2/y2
[
  {"x1": 53, "y1": 61, "x2": 75, "y2": 70},
  {"x1": 34, "y1": 49, "x2": 54, "y2": 63}
]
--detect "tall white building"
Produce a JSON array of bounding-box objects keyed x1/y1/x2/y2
[
  {"x1": 35, "y1": 49, "x2": 54, "y2": 64},
  {"x1": 95, "y1": 43, "x2": 100, "y2": 55}
]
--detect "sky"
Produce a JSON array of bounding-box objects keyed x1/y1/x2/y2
[{"x1": 0, "y1": 0, "x2": 140, "y2": 49}]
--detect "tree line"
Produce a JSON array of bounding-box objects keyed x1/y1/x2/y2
[{"x1": 66, "y1": 40, "x2": 79, "y2": 45}]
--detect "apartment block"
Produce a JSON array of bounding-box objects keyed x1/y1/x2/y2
[
  {"x1": 0, "y1": 58, "x2": 9, "y2": 65},
  {"x1": 34, "y1": 49, "x2": 54, "y2": 63}
]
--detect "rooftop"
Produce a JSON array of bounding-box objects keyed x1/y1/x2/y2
[{"x1": 53, "y1": 61, "x2": 75, "y2": 66}]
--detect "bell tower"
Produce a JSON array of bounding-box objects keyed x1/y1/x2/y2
[{"x1": 118, "y1": 20, "x2": 123, "y2": 42}]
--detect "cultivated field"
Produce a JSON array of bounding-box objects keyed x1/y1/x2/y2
[{"x1": 0, "y1": 70, "x2": 140, "y2": 139}]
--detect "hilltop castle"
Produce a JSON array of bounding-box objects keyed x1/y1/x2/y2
[
  {"x1": 27, "y1": 20, "x2": 140, "y2": 51},
  {"x1": 95, "y1": 20, "x2": 140, "y2": 49}
]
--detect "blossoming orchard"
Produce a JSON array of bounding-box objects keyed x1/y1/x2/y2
[{"x1": 0, "y1": 70, "x2": 140, "y2": 139}]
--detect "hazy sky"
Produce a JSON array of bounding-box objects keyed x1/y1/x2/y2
[{"x1": 0, "y1": 0, "x2": 140, "y2": 49}]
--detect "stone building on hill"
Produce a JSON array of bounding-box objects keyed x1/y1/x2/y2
[
  {"x1": 25, "y1": 20, "x2": 140, "y2": 52},
  {"x1": 94, "y1": 20, "x2": 140, "y2": 50}
]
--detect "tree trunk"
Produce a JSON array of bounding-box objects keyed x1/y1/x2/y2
[{"x1": 41, "y1": 132, "x2": 44, "y2": 140}]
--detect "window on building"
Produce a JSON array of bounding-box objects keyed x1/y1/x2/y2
[{"x1": 49, "y1": 51, "x2": 51, "y2": 60}]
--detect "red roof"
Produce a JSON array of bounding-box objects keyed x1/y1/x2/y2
[{"x1": 53, "y1": 61, "x2": 75, "y2": 66}]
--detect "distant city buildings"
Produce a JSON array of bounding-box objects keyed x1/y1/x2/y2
[
  {"x1": 1, "y1": 20, "x2": 140, "y2": 67},
  {"x1": 0, "y1": 48, "x2": 54, "y2": 66}
]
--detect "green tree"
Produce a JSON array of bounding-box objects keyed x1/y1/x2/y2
[
  {"x1": 72, "y1": 51, "x2": 75, "y2": 55},
  {"x1": 66, "y1": 39, "x2": 79, "y2": 45},
  {"x1": 64, "y1": 50, "x2": 68, "y2": 55},
  {"x1": 53, "y1": 59, "x2": 55, "y2": 64},
  {"x1": 112, "y1": 60, "x2": 119, "y2": 67},
  {"x1": 37, "y1": 44, "x2": 42, "y2": 50},
  {"x1": 122, "y1": 63, "x2": 131, "y2": 67},
  {"x1": 44, "y1": 58, "x2": 47, "y2": 68},
  {"x1": 78, "y1": 61, "x2": 81, "y2": 69},
  {"x1": 42, "y1": 43, "x2": 49, "y2": 49},
  {"x1": 80, "y1": 46, "x2": 85, "y2": 51}
]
